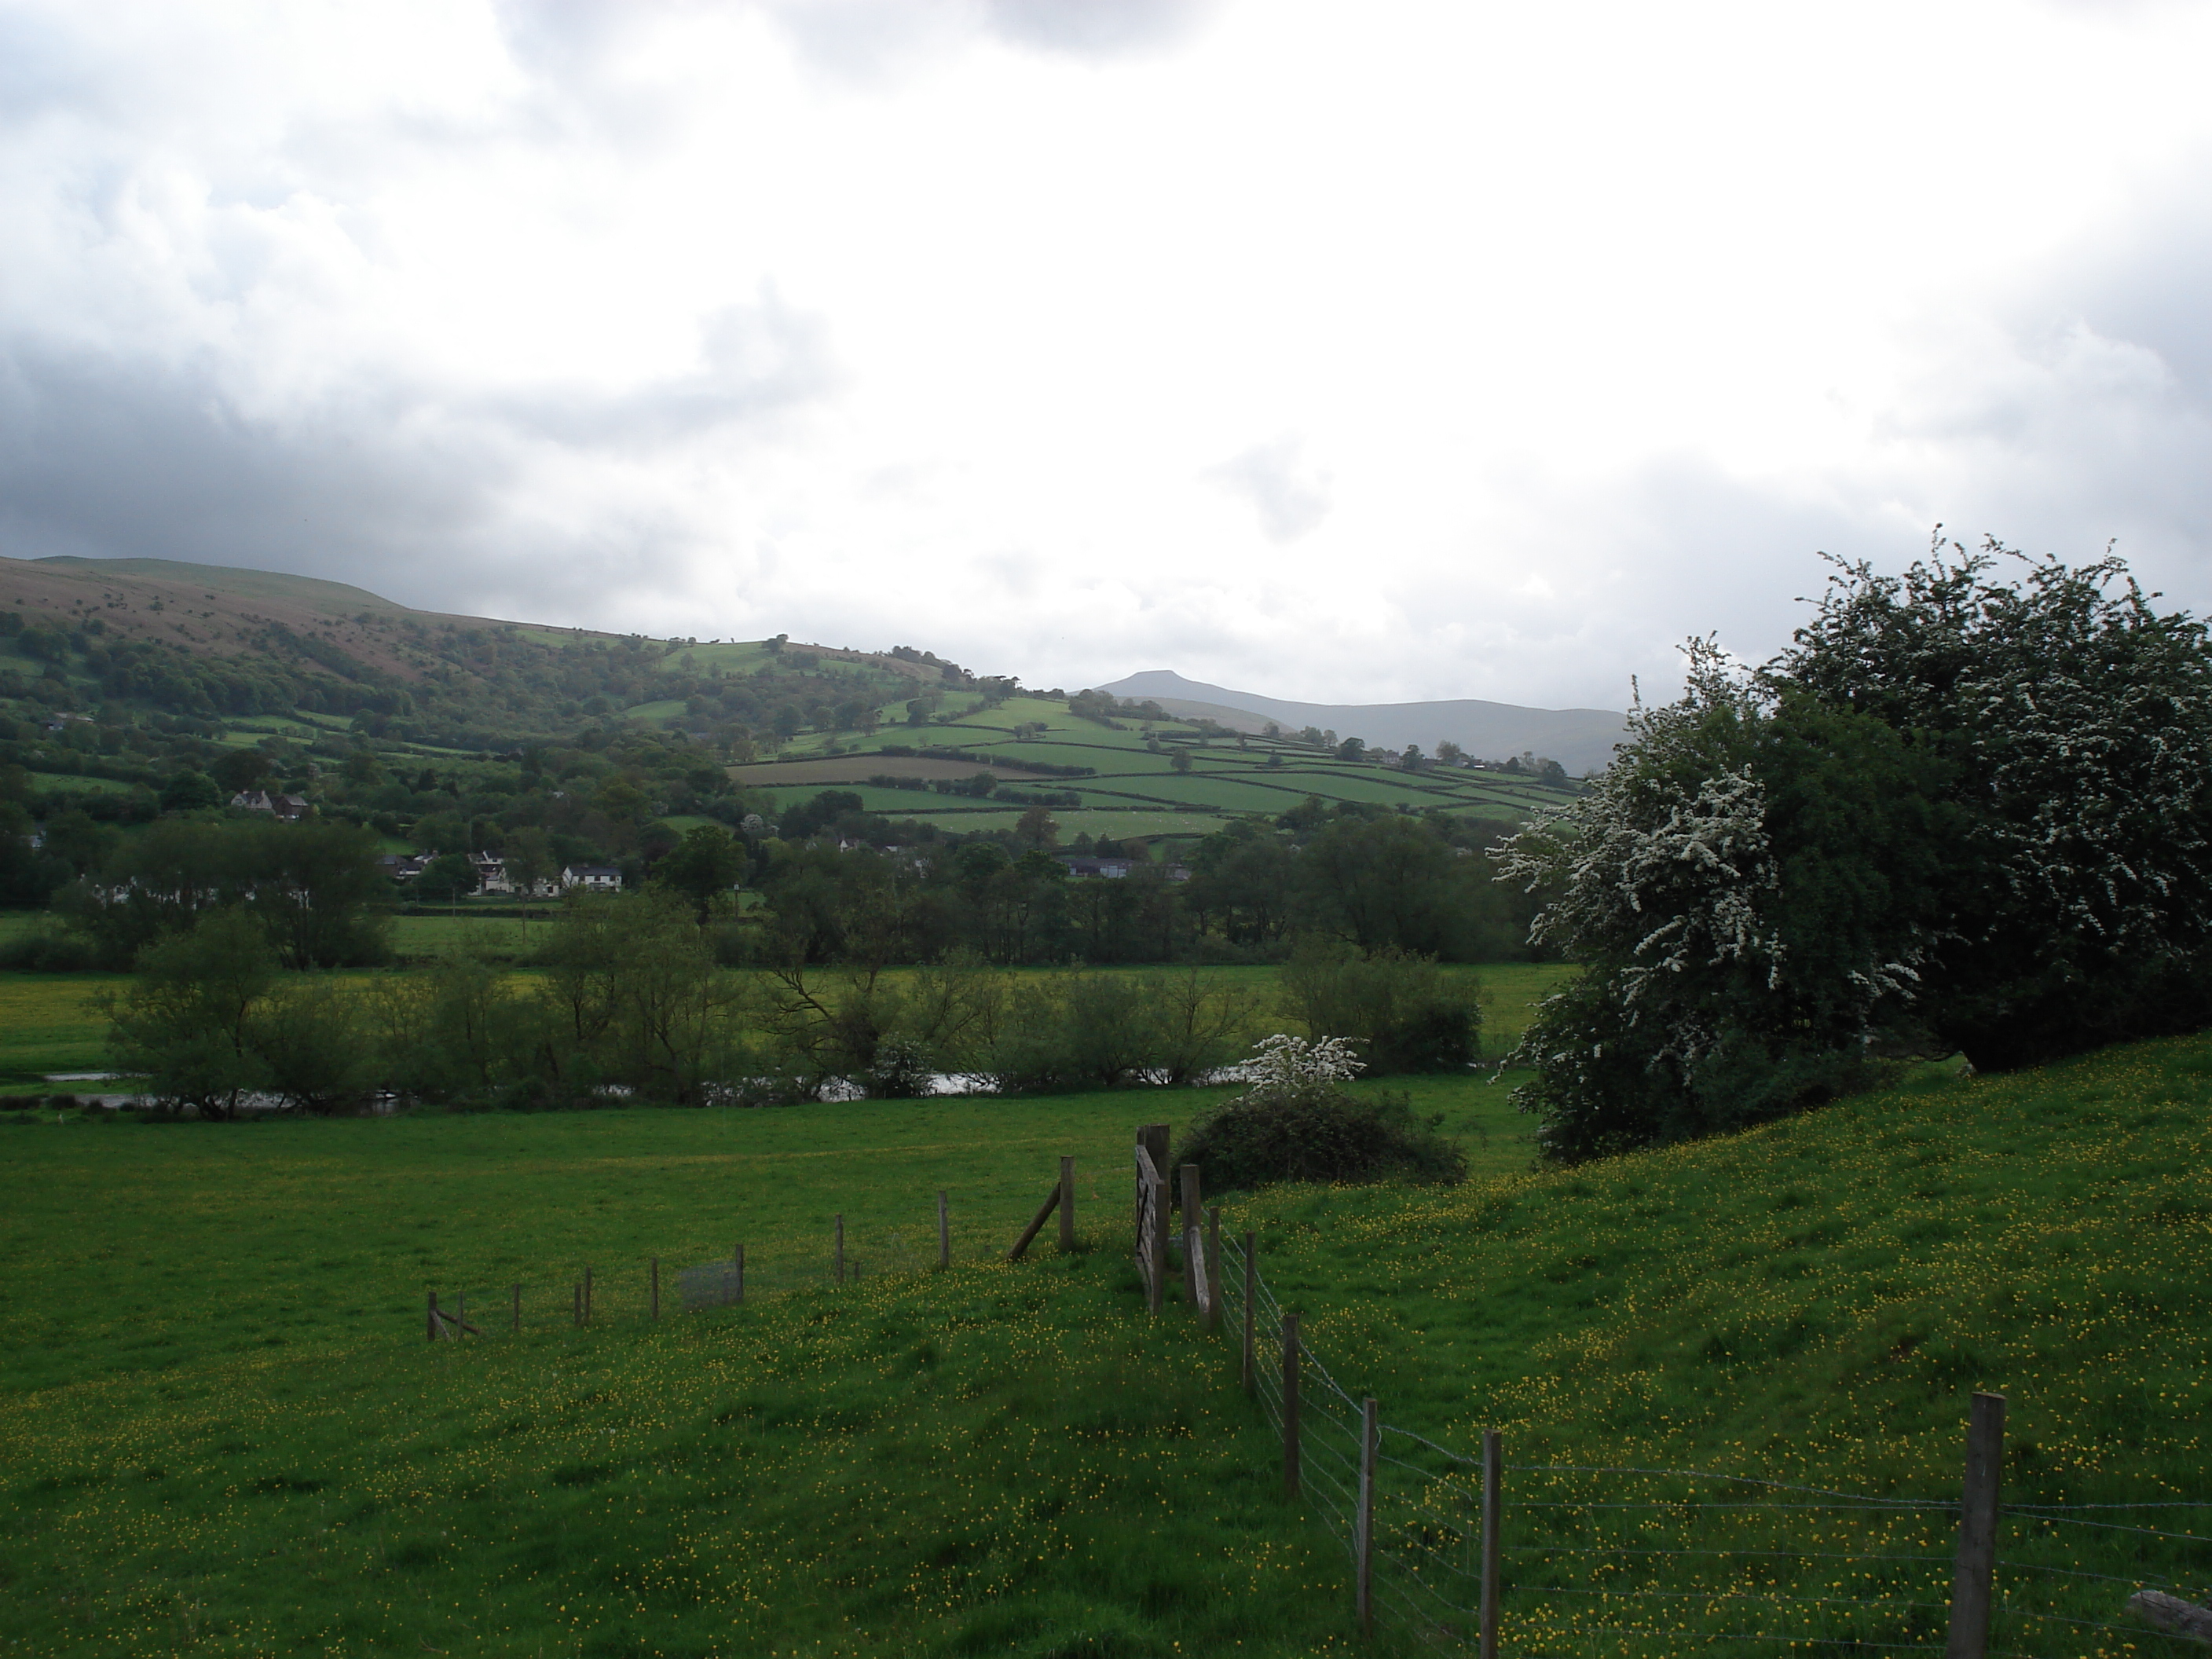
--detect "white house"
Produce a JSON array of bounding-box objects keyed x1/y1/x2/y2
[{"x1": 561, "y1": 865, "x2": 621, "y2": 892}]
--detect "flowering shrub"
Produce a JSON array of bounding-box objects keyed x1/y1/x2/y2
[
  {"x1": 1176, "y1": 1033, "x2": 1466, "y2": 1193},
  {"x1": 1503, "y1": 538, "x2": 2212, "y2": 1158}
]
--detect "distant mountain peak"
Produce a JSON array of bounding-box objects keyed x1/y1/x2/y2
[{"x1": 1093, "y1": 670, "x2": 1625, "y2": 774}]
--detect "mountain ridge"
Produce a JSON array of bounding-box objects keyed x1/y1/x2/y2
[{"x1": 1095, "y1": 668, "x2": 1626, "y2": 774}]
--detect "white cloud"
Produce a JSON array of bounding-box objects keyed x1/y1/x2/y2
[
  {"x1": 4, "y1": 0, "x2": 2212, "y2": 709},
  {"x1": 1207, "y1": 435, "x2": 1330, "y2": 543}
]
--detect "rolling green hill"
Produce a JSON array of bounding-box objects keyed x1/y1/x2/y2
[
  {"x1": 2, "y1": 554, "x2": 1578, "y2": 856},
  {"x1": 730, "y1": 694, "x2": 1573, "y2": 845}
]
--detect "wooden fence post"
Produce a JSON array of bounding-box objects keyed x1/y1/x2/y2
[
  {"x1": 1058, "y1": 1156, "x2": 1075, "y2": 1251},
  {"x1": 1357, "y1": 1397, "x2": 1378, "y2": 1636},
  {"x1": 511, "y1": 1284, "x2": 521, "y2": 1335},
  {"x1": 1480, "y1": 1430, "x2": 1501, "y2": 1659},
  {"x1": 650, "y1": 1257, "x2": 659, "y2": 1320},
  {"x1": 735, "y1": 1243, "x2": 745, "y2": 1306},
  {"x1": 835, "y1": 1214, "x2": 845, "y2": 1285},
  {"x1": 1204, "y1": 1205, "x2": 1222, "y2": 1335},
  {"x1": 1137, "y1": 1126, "x2": 1170, "y2": 1310},
  {"x1": 1007, "y1": 1184, "x2": 1061, "y2": 1261},
  {"x1": 427, "y1": 1291, "x2": 438, "y2": 1342},
  {"x1": 1179, "y1": 1165, "x2": 1202, "y2": 1308},
  {"x1": 1241, "y1": 1230, "x2": 1257, "y2": 1395},
  {"x1": 938, "y1": 1191, "x2": 950, "y2": 1269},
  {"x1": 584, "y1": 1266, "x2": 593, "y2": 1324},
  {"x1": 1282, "y1": 1310, "x2": 1302, "y2": 1500},
  {"x1": 1946, "y1": 1392, "x2": 2007, "y2": 1659},
  {"x1": 1136, "y1": 1124, "x2": 1169, "y2": 1235}
]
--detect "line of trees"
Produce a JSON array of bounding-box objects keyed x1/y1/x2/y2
[
  {"x1": 104, "y1": 892, "x2": 1482, "y2": 1116},
  {"x1": 744, "y1": 798, "x2": 1549, "y2": 968}
]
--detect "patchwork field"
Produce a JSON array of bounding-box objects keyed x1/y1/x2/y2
[{"x1": 729, "y1": 694, "x2": 1566, "y2": 838}]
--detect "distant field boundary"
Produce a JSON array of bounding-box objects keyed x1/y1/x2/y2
[{"x1": 730, "y1": 756, "x2": 1065, "y2": 786}]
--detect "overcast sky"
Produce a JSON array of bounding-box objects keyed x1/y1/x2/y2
[{"x1": 5, "y1": 0, "x2": 2212, "y2": 709}]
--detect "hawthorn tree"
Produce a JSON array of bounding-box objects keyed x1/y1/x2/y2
[{"x1": 1503, "y1": 538, "x2": 2212, "y2": 1159}]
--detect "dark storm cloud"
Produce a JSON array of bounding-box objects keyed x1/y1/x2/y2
[{"x1": 0, "y1": 294, "x2": 836, "y2": 613}]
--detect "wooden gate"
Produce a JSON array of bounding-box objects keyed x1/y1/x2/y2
[{"x1": 1134, "y1": 1124, "x2": 1170, "y2": 1314}]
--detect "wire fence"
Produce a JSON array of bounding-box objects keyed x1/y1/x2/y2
[
  {"x1": 423, "y1": 1210, "x2": 965, "y2": 1338},
  {"x1": 1213, "y1": 1227, "x2": 2212, "y2": 1656}
]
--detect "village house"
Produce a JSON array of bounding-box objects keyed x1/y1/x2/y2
[
  {"x1": 229, "y1": 790, "x2": 311, "y2": 820},
  {"x1": 561, "y1": 865, "x2": 621, "y2": 892}
]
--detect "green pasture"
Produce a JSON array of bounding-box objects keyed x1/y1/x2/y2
[
  {"x1": 2, "y1": 1001, "x2": 2208, "y2": 1651},
  {"x1": 0, "y1": 971, "x2": 129, "y2": 1086},
  {"x1": 0, "y1": 1068, "x2": 1536, "y2": 1657},
  {"x1": 28, "y1": 769, "x2": 138, "y2": 795}
]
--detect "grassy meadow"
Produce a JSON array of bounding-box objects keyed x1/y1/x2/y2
[
  {"x1": 0, "y1": 1078, "x2": 1544, "y2": 1657},
  {"x1": 6, "y1": 1031, "x2": 2210, "y2": 1653},
  {"x1": 7, "y1": 950, "x2": 2207, "y2": 1654}
]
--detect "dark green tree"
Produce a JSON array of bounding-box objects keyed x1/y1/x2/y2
[
  {"x1": 160, "y1": 771, "x2": 220, "y2": 813},
  {"x1": 654, "y1": 824, "x2": 746, "y2": 920},
  {"x1": 103, "y1": 908, "x2": 277, "y2": 1120}
]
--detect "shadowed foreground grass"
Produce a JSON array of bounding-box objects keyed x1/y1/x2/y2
[
  {"x1": 14, "y1": 997, "x2": 2203, "y2": 1654},
  {"x1": 0, "y1": 1086, "x2": 1524, "y2": 1657}
]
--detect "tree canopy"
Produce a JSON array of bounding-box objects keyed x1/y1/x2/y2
[{"x1": 1503, "y1": 538, "x2": 2212, "y2": 1159}]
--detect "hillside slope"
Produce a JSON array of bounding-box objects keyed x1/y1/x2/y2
[
  {"x1": 0, "y1": 553, "x2": 946, "y2": 745},
  {"x1": 1230, "y1": 1038, "x2": 2212, "y2": 1649}
]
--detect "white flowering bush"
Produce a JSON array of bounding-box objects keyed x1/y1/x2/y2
[
  {"x1": 1503, "y1": 538, "x2": 2212, "y2": 1159},
  {"x1": 1241, "y1": 1032, "x2": 1365, "y2": 1098},
  {"x1": 1176, "y1": 1032, "x2": 1463, "y2": 1192}
]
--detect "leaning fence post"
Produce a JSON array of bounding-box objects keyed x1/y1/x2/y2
[
  {"x1": 1357, "y1": 1397, "x2": 1378, "y2": 1635},
  {"x1": 938, "y1": 1190, "x2": 950, "y2": 1269},
  {"x1": 1059, "y1": 1156, "x2": 1076, "y2": 1251},
  {"x1": 1946, "y1": 1392, "x2": 2007, "y2": 1659},
  {"x1": 1241, "y1": 1230, "x2": 1257, "y2": 1395},
  {"x1": 427, "y1": 1291, "x2": 438, "y2": 1342},
  {"x1": 1203, "y1": 1205, "x2": 1222, "y2": 1334},
  {"x1": 1180, "y1": 1166, "x2": 1204, "y2": 1307},
  {"x1": 835, "y1": 1214, "x2": 845, "y2": 1285},
  {"x1": 1282, "y1": 1310, "x2": 1302, "y2": 1499},
  {"x1": 1480, "y1": 1430, "x2": 1501, "y2": 1659},
  {"x1": 511, "y1": 1284, "x2": 521, "y2": 1335}
]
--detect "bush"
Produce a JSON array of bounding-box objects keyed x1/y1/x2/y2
[
  {"x1": 1278, "y1": 943, "x2": 1479, "y2": 1072},
  {"x1": 1175, "y1": 1035, "x2": 1467, "y2": 1193},
  {"x1": 866, "y1": 1035, "x2": 933, "y2": 1099},
  {"x1": 975, "y1": 972, "x2": 1253, "y2": 1094},
  {"x1": 0, "y1": 924, "x2": 98, "y2": 972},
  {"x1": 1500, "y1": 539, "x2": 2212, "y2": 1159}
]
